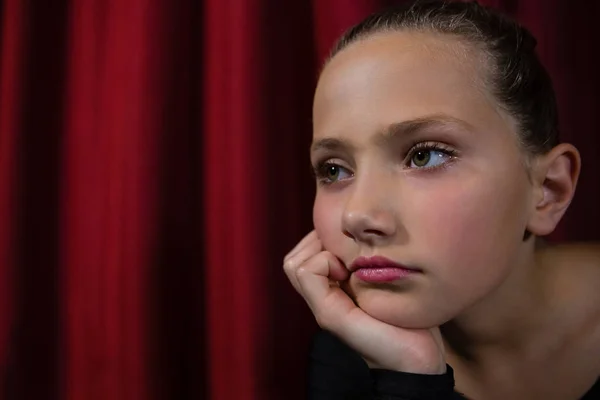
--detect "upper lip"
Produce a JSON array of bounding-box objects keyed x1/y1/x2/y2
[{"x1": 349, "y1": 255, "x2": 421, "y2": 273}]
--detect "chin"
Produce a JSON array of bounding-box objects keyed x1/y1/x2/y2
[{"x1": 351, "y1": 288, "x2": 452, "y2": 329}]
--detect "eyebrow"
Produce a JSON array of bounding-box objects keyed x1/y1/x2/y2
[{"x1": 310, "y1": 114, "x2": 474, "y2": 153}]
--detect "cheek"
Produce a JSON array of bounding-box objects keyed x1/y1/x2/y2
[
  {"x1": 313, "y1": 192, "x2": 344, "y2": 251},
  {"x1": 407, "y1": 171, "x2": 530, "y2": 270}
]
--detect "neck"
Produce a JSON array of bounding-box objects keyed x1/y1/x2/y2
[{"x1": 441, "y1": 240, "x2": 550, "y2": 363}]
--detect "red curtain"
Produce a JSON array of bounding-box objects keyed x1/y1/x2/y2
[{"x1": 0, "y1": 0, "x2": 598, "y2": 399}]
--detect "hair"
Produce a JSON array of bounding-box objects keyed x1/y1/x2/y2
[{"x1": 328, "y1": 0, "x2": 559, "y2": 155}]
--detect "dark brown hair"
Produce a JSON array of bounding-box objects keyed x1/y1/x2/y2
[{"x1": 329, "y1": 0, "x2": 559, "y2": 155}]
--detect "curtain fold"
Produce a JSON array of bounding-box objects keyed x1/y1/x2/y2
[
  {"x1": 0, "y1": 0, "x2": 24, "y2": 389},
  {"x1": 61, "y1": 0, "x2": 166, "y2": 398},
  {"x1": 0, "y1": 0, "x2": 598, "y2": 399},
  {"x1": 202, "y1": 0, "x2": 270, "y2": 398}
]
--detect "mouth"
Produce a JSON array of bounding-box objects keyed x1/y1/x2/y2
[{"x1": 349, "y1": 255, "x2": 421, "y2": 283}]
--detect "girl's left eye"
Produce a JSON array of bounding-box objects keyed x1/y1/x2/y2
[{"x1": 408, "y1": 145, "x2": 456, "y2": 169}]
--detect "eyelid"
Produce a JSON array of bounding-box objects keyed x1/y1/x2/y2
[
  {"x1": 407, "y1": 141, "x2": 456, "y2": 153},
  {"x1": 311, "y1": 155, "x2": 352, "y2": 171}
]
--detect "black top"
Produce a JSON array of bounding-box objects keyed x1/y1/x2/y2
[{"x1": 308, "y1": 330, "x2": 600, "y2": 399}]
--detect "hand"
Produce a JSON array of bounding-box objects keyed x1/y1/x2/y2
[{"x1": 283, "y1": 230, "x2": 446, "y2": 374}]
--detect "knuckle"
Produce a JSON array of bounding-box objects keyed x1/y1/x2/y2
[{"x1": 283, "y1": 258, "x2": 296, "y2": 272}]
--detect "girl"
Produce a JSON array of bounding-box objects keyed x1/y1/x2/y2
[{"x1": 283, "y1": 1, "x2": 600, "y2": 399}]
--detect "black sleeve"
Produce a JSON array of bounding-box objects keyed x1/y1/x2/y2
[{"x1": 308, "y1": 330, "x2": 466, "y2": 400}]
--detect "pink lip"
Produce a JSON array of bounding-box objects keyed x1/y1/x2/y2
[{"x1": 350, "y1": 256, "x2": 420, "y2": 283}]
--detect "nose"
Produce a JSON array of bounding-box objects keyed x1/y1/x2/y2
[{"x1": 341, "y1": 177, "x2": 397, "y2": 245}]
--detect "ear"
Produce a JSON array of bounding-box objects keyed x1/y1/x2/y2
[{"x1": 527, "y1": 143, "x2": 581, "y2": 236}]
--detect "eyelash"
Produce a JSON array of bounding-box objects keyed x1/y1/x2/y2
[{"x1": 312, "y1": 142, "x2": 458, "y2": 185}]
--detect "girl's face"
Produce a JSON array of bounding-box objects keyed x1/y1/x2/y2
[{"x1": 311, "y1": 32, "x2": 537, "y2": 329}]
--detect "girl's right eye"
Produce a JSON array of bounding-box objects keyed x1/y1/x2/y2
[{"x1": 314, "y1": 162, "x2": 353, "y2": 184}]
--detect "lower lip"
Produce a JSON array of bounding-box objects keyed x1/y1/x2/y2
[{"x1": 354, "y1": 267, "x2": 416, "y2": 283}]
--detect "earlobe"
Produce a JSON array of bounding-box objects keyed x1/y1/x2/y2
[{"x1": 526, "y1": 143, "x2": 581, "y2": 236}]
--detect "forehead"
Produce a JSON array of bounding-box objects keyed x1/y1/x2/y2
[{"x1": 313, "y1": 31, "x2": 509, "y2": 140}]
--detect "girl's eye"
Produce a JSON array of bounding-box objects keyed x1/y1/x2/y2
[
  {"x1": 408, "y1": 145, "x2": 456, "y2": 169},
  {"x1": 315, "y1": 163, "x2": 352, "y2": 184}
]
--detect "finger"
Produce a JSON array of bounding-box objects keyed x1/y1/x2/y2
[
  {"x1": 295, "y1": 252, "x2": 351, "y2": 328},
  {"x1": 284, "y1": 238, "x2": 323, "y2": 293},
  {"x1": 284, "y1": 230, "x2": 319, "y2": 262}
]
